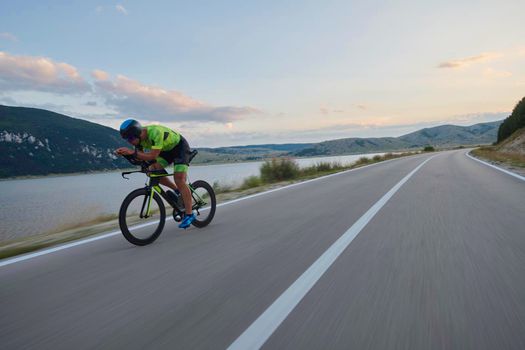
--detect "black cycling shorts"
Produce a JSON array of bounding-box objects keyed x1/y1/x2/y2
[{"x1": 157, "y1": 136, "x2": 190, "y2": 172}]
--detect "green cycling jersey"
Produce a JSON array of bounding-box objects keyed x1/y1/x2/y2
[{"x1": 138, "y1": 125, "x2": 181, "y2": 151}]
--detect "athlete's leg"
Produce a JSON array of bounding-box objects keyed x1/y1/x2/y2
[
  {"x1": 149, "y1": 162, "x2": 177, "y2": 191},
  {"x1": 174, "y1": 172, "x2": 192, "y2": 216}
]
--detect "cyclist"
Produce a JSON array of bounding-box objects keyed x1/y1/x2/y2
[{"x1": 115, "y1": 119, "x2": 196, "y2": 229}]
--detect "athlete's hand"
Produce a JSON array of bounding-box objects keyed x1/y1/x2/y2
[{"x1": 115, "y1": 147, "x2": 134, "y2": 156}]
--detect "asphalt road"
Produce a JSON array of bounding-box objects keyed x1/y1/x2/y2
[{"x1": 1, "y1": 150, "x2": 524, "y2": 350}]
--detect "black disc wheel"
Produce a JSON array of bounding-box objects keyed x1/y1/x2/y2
[
  {"x1": 190, "y1": 180, "x2": 216, "y2": 228},
  {"x1": 119, "y1": 188, "x2": 166, "y2": 246}
]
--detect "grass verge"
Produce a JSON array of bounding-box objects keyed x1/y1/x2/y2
[{"x1": 471, "y1": 146, "x2": 525, "y2": 168}]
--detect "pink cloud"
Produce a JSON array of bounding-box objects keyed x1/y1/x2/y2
[
  {"x1": 91, "y1": 69, "x2": 109, "y2": 81},
  {"x1": 437, "y1": 52, "x2": 502, "y2": 69},
  {"x1": 0, "y1": 51, "x2": 90, "y2": 93},
  {"x1": 93, "y1": 73, "x2": 259, "y2": 122},
  {"x1": 483, "y1": 67, "x2": 512, "y2": 78}
]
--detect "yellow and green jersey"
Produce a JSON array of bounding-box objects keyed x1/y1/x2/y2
[{"x1": 139, "y1": 125, "x2": 180, "y2": 151}]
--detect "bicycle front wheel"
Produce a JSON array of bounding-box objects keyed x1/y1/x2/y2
[{"x1": 119, "y1": 188, "x2": 166, "y2": 246}]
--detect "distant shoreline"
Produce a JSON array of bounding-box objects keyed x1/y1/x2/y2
[{"x1": 0, "y1": 145, "x2": 485, "y2": 182}]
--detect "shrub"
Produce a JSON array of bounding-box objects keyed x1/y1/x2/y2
[
  {"x1": 315, "y1": 162, "x2": 333, "y2": 172},
  {"x1": 212, "y1": 181, "x2": 233, "y2": 193},
  {"x1": 260, "y1": 158, "x2": 300, "y2": 182},
  {"x1": 372, "y1": 155, "x2": 382, "y2": 161},
  {"x1": 301, "y1": 165, "x2": 318, "y2": 176},
  {"x1": 355, "y1": 157, "x2": 370, "y2": 165},
  {"x1": 330, "y1": 161, "x2": 343, "y2": 170},
  {"x1": 240, "y1": 175, "x2": 261, "y2": 190},
  {"x1": 423, "y1": 146, "x2": 435, "y2": 152}
]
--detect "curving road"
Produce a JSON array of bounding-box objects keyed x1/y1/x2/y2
[{"x1": 1, "y1": 150, "x2": 524, "y2": 349}]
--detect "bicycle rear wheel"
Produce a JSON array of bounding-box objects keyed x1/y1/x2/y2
[
  {"x1": 119, "y1": 188, "x2": 166, "y2": 245},
  {"x1": 190, "y1": 180, "x2": 216, "y2": 228}
]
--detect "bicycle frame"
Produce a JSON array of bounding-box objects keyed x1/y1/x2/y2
[{"x1": 123, "y1": 170, "x2": 208, "y2": 218}]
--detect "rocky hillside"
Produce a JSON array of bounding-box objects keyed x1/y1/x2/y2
[
  {"x1": 0, "y1": 105, "x2": 129, "y2": 177},
  {"x1": 496, "y1": 128, "x2": 525, "y2": 155}
]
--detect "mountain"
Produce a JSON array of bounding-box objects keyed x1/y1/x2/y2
[
  {"x1": 398, "y1": 121, "x2": 502, "y2": 147},
  {"x1": 293, "y1": 121, "x2": 502, "y2": 156},
  {"x1": 0, "y1": 105, "x2": 503, "y2": 178},
  {"x1": 0, "y1": 105, "x2": 129, "y2": 177}
]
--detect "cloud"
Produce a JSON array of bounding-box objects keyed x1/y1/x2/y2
[
  {"x1": 437, "y1": 52, "x2": 502, "y2": 69},
  {"x1": 320, "y1": 105, "x2": 366, "y2": 115},
  {"x1": 0, "y1": 51, "x2": 90, "y2": 94},
  {"x1": 91, "y1": 69, "x2": 109, "y2": 81},
  {"x1": 320, "y1": 107, "x2": 346, "y2": 115},
  {"x1": 483, "y1": 67, "x2": 512, "y2": 79},
  {"x1": 115, "y1": 4, "x2": 128, "y2": 15},
  {"x1": 0, "y1": 51, "x2": 258, "y2": 124},
  {"x1": 93, "y1": 72, "x2": 259, "y2": 122},
  {"x1": 446, "y1": 111, "x2": 508, "y2": 124},
  {"x1": 0, "y1": 32, "x2": 18, "y2": 42}
]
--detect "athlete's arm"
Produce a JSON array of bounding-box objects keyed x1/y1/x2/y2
[
  {"x1": 114, "y1": 147, "x2": 159, "y2": 161},
  {"x1": 135, "y1": 148, "x2": 160, "y2": 161}
]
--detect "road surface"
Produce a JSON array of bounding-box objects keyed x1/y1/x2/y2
[{"x1": 1, "y1": 150, "x2": 524, "y2": 349}]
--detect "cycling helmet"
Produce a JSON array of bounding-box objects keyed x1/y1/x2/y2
[{"x1": 120, "y1": 119, "x2": 142, "y2": 140}]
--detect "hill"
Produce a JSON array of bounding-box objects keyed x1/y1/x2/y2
[
  {"x1": 0, "y1": 105, "x2": 129, "y2": 177},
  {"x1": 471, "y1": 127, "x2": 525, "y2": 171},
  {"x1": 0, "y1": 104, "x2": 503, "y2": 178},
  {"x1": 293, "y1": 121, "x2": 502, "y2": 156},
  {"x1": 496, "y1": 127, "x2": 525, "y2": 155}
]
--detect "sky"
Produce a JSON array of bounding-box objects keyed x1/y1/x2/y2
[{"x1": 0, "y1": 0, "x2": 524, "y2": 147}]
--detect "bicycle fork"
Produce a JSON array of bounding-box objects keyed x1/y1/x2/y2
[{"x1": 140, "y1": 186, "x2": 159, "y2": 218}]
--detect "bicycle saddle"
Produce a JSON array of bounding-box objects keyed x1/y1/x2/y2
[{"x1": 188, "y1": 149, "x2": 198, "y2": 163}]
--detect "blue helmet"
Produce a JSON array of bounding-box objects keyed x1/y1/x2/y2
[{"x1": 120, "y1": 119, "x2": 142, "y2": 139}]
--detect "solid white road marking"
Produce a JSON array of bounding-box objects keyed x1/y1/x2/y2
[
  {"x1": 0, "y1": 221, "x2": 156, "y2": 267},
  {"x1": 466, "y1": 151, "x2": 525, "y2": 182},
  {"x1": 227, "y1": 155, "x2": 436, "y2": 350}
]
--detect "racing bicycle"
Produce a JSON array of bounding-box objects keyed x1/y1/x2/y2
[{"x1": 118, "y1": 150, "x2": 216, "y2": 246}]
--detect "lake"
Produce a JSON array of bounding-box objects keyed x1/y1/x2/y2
[{"x1": 0, "y1": 152, "x2": 384, "y2": 241}]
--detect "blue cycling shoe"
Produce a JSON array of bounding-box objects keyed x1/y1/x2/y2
[{"x1": 178, "y1": 213, "x2": 196, "y2": 229}]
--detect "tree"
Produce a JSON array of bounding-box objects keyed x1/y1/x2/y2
[{"x1": 498, "y1": 97, "x2": 525, "y2": 143}]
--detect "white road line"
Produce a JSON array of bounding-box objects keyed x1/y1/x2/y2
[
  {"x1": 227, "y1": 155, "x2": 436, "y2": 350},
  {"x1": 0, "y1": 222, "x2": 154, "y2": 268},
  {"x1": 0, "y1": 154, "x2": 426, "y2": 268},
  {"x1": 466, "y1": 151, "x2": 525, "y2": 182}
]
